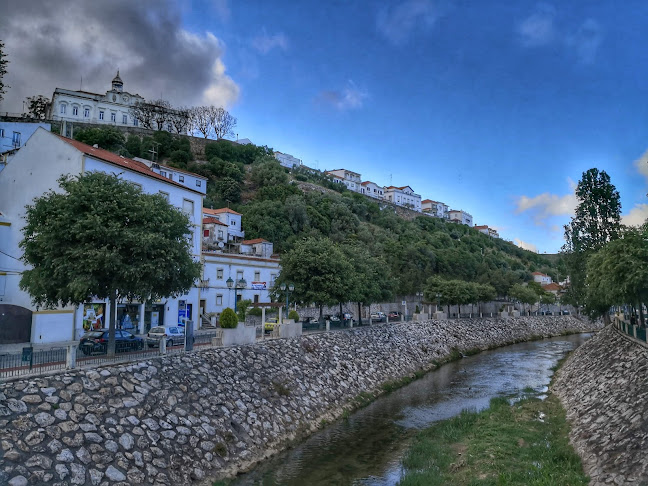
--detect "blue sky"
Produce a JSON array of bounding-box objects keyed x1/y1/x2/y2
[{"x1": 3, "y1": 1, "x2": 648, "y2": 253}]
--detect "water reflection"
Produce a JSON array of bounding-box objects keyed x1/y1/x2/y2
[{"x1": 230, "y1": 333, "x2": 591, "y2": 486}]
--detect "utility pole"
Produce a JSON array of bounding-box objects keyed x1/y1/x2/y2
[{"x1": 149, "y1": 141, "x2": 161, "y2": 162}]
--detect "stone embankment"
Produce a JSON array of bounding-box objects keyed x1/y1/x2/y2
[
  {"x1": 553, "y1": 325, "x2": 648, "y2": 485},
  {"x1": 0, "y1": 316, "x2": 598, "y2": 486}
]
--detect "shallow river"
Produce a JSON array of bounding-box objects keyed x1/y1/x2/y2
[{"x1": 230, "y1": 333, "x2": 592, "y2": 485}]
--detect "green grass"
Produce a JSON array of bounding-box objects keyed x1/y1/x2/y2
[{"x1": 398, "y1": 394, "x2": 588, "y2": 486}]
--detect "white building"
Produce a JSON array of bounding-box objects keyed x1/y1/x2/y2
[
  {"x1": 325, "y1": 169, "x2": 362, "y2": 192},
  {"x1": 48, "y1": 71, "x2": 144, "y2": 129},
  {"x1": 136, "y1": 159, "x2": 207, "y2": 196},
  {"x1": 0, "y1": 121, "x2": 51, "y2": 154},
  {"x1": 360, "y1": 181, "x2": 384, "y2": 200},
  {"x1": 532, "y1": 272, "x2": 553, "y2": 285},
  {"x1": 422, "y1": 199, "x2": 449, "y2": 219},
  {"x1": 275, "y1": 151, "x2": 302, "y2": 169},
  {"x1": 474, "y1": 225, "x2": 499, "y2": 238},
  {"x1": 384, "y1": 185, "x2": 422, "y2": 212},
  {"x1": 448, "y1": 209, "x2": 473, "y2": 226},
  {"x1": 203, "y1": 208, "x2": 244, "y2": 241},
  {"x1": 201, "y1": 250, "x2": 281, "y2": 316},
  {"x1": 0, "y1": 128, "x2": 205, "y2": 344}
]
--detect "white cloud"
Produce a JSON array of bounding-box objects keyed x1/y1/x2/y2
[
  {"x1": 514, "y1": 178, "x2": 578, "y2": 226},
  {"x1": 622, "y1": 204, "x2": 648, "y2": 227},
  {"x1": 251, "y1": 32, "x2": 289, "y2": 54},
  {"x1": 514, "y1": 238, "x2": 539, "y2": 253},
  {"x1": 566, "y1": 19, "x2": 603, "y2": 64},
  {"x1": 634, "y1": 149, "x2": 648, "y2": 183},
  {"x1": 516, "y1": 3, "x2": 556, "y2": 47},
  {"x1": 0, "y1": 1, "x2": 239, "y2": 112},
  {"x1": 376, "y1": 0, "x2": 441, "y2": 45},
  {"x1": 317, "y1": 81, "x2": 368, "y2": 111},
  {"x1": 516, "y1": 5, "x2": 603, "y2": 64}
]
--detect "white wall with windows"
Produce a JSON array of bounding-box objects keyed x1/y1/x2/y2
[{"x1": 0, "y1": 122, "x2": 51, "y2": 154}]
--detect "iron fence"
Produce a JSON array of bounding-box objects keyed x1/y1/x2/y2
[{"x1": 0, "y1": 347, "x2": 67, "y2": 379}]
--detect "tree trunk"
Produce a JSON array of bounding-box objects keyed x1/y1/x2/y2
[
  {"x1": 108, "y1": 291, "x2": 117, "y2": 357},
  {"x1": 640, "y1": 303, "x2": 645, "y2": 327},
  {"x1": 319, "y1": 304, "x2": 323, "y2": 321},
  {"x1": 357, "y1": 302, "x2": 363, "y2": 326},
  {"x1": 458, "y1": 304, "x2": 461, "y2": 316},
  {"x1": 339, "y1": 302, "x2": 343, "y2": 325}
]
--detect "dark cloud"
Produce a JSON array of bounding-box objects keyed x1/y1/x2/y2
[{"x1": 0, "y1": 0, "x2": 238, "y2": 112}]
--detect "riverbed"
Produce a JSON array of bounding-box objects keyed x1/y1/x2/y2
[{"x1": 231, "y1": 333, "x2": 592, "y2": 485}]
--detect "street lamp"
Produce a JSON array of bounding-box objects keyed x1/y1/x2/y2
[
  {"x1": 226, "y1": 277, "x2": 234, "y2": 311},
  {"x1": 280, "y1": 282, "x2": 295, "y2": 313},
  {"x1": 226, "y1": 277, "x2": 247, "y2": 312}
]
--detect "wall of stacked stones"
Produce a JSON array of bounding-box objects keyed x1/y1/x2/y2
[
  {"x1": 0, "y1": 316, "x2": 599, "y2": 486},
  {"x1": 553, "y1": 325, "x2": 648, "y2": 485}
]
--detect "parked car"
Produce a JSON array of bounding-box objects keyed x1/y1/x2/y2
[
  {"x1": 370, "y1": 312, "x2": 386, "y2": 321},
  {"x1": 146, "y1": 326, "x2": 186, "y2": 348},
  {"x1": 388, "y1": 311, "x2": 401, "y2": 320},
  {"x1": 264, "y1": 317, "x2": 278, "y2": 333},
  {"x1": 79, "y1": 329, "x2": 144, "y2": 355},
  {"x1": 325, "y1": 314, "x2": 340, "y2": 322},
  {"x1": 303, "y1": 317, "x2": 320, "y2": 325}
]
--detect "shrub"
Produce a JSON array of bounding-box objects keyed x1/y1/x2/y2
[
  {"x1": 288, "y1": 310, "x2": 299, "y2": 321},
  {"x1": 237, "y1": 299, "x2": 251, "y2": 321},
  {"x1": 248, "y1": 307, "x2": 262, "y2": 316},
  {"x1": 219, "y1": 308, "x2": 238, "y2": 328}
]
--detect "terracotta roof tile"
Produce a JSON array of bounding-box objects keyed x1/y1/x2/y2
[
  {"x1": 203, "y1": 207, "x2": 242, "y2": 216},
  {"x1": 242, "y1": 238, "x2": 269, "y2": 244},
  {"x1": 203, "y1": 217, "x2": 227, "y2": 226}
]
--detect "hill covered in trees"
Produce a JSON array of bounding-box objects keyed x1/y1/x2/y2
[{"x1": 72, "y1": 127, "x2": 561, "y2": 299}]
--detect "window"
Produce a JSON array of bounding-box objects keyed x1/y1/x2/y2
[
  {"x1": 182, "y1": 199, "x2": 194, "y2": 215},
  {"x1": 159, "y1": 191, "x2": 169, "y2": 201},
  {"x1": 196, "y1": 180, "x2": 202, "y2": 187},
  {"x1": 60, "y1": 104, "x2": 66, "y2": 114},
  {"x1": 110, "y1": 112, "x2": 116, "y2": 122},
  {"x1": 99, "y1": 111, "x2": 104, "y2": 120},
  {"x1": 216, "y1": 269, "x2": 223, "y2": 279},
  {"x1": 254, "y1": 295, "x2": 259, "y2": 303},
  {"x1": 0, "y1": 129, "x2": 4, "y2": 138},
  {"x1": 203, "y1": 229, "x2": 210, "y2": 237},
  {"x1": 160, "y1": 171, "x2": 166, "y2": 177},
  {"x1": 179, "y1": 176, "x2": 184, "y2": 183},
  {"x1": 12, "y1": 132, "x2": 21, "y2": 148},
  {"x1": 122, "y1": 114, "x2": 127, "y2": 124},
  {"x1": 72, "y1": 106, "x2": 79, "y2": 116},
  {"x1": 216, "y1": 295, "x2": 223, "y2": 305},
  {"x1": 236, "y1": 270, "x2": 243, "y2": 281},
  {"x1": 167, "y1": 123, "x2": 173, "y2": 131},
  {"x1": 254, "y1": 272, "x2": 260, "y2": 281},
  {"x1": 270, "y1": 273, "x2": 276, "y2": 283},
  {"x1": 231, "y1": 220, "x2": 236, "y2": 226},
  {"x1": 84, "y1": 108, "x2": 90, "y2": 118},
  {"x1": 133, "y1": 119, "x2": 138, "y2": 127}
]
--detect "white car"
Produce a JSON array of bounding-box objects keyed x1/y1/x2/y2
[{"x1": 146, "y1": 326, "x2": 185, "y2": 348}]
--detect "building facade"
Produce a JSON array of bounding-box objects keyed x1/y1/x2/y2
[
  {"x1": 274, "y1": 151, "x2": 302, "y2": 169},
  {"x1": 532, "y1": 272, "x2": 552, "y2": 285},
  {"x1": 0, "y1": 122, "x2": 51, "y2": 155},
  {"x1": 384, "y1": 185, "x2": 422, "y2": 211},
  {"x1": 448, "y1": 209, "x2": 473, "y2": 226},
  {"x1": 360, "y1": 181, "x2": 384, "y2": 200},
  {"x1": 0, "y1": 128, "x2": 204, "y2": 344},
  {"x1": 48, "y1": 72, "x2": 145, "y2": 129},
  {"x1": 422, "y1": 199, "x2": 449, "y2": 219},
  {"x1": 325, "y1": 169, "x2": 362, "y2": 192},
  {"x1": 474, "y1": 225, "x2": 500, "y2": 238}
]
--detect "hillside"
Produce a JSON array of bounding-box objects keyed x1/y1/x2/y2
[{"x1": 68, "y1": 126, "x2": 560, "y2": 296}]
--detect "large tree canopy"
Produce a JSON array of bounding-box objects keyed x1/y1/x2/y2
[{"x1": 20, "y1": 172, "x2": 201, "y2": 354}]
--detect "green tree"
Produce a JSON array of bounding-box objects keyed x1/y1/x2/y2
[
  {"x1": 219, "y1": 308, "x2": 238, "y2": 328},
  {"x1": 562, "y1": 168, "x2": 622, "y2": 311},
  {"x1": 250, "y1": 156, "x2": 289, "y2": 188},
  {"x1": 508, "y1": 284, "x2": 538, "y2": 315},
  {"x1": 19, "y1": 172, "x2": 201, "y2": 356},
  {"x1": 585, "y1": 228, "x2": 648, "y2": 323},
  {"x1": 75, "y1": 126, "x2": 125, "y2": 153},
  {"x1": 124, "y1": 135, "x2": 142, "y2": 158},
  {"x1": 278, "y1": 237, "x2": 354, "y2": 319},
  {"x1": 0, "y1": 41, "x2": 8, "y2": 103},
  {"x1": 237, "y1": 299, "x2": 252, "y2": 322},
  {"x1": 25, "y1": 95, "x2": 50, "y2": 119}
]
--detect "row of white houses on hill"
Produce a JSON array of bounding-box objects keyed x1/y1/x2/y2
[{"x1": 0, "y1": 128, "x2": 280, "y2": 345}]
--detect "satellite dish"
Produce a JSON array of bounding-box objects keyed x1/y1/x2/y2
[{"x1": 218, "y1": 241, "x2": 225, "y2": 248}]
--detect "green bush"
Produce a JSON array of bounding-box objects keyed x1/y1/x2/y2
[
  {"x1": 288, "y1": 310, "x2": 299, "y2": 321},
  {"x1": 237, "y1": 299, "x2": 252, "y2": 321},
  {"x1": 248, "y1": 307, "x2": 262, "y2": 316},
  {"x1": 219, "y1": 308, "x2": 238, "y2": 328},
  {"x1": 169, "y1": 150, "x2": 191, "y2": 167}
]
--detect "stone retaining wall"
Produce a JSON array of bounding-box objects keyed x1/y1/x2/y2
[
  {"x1": 552, "y1": 325, "x2": 648, "y2": 485},
  {"x1": 0, "y1": 316, "x2": 599, "y2": 486}
]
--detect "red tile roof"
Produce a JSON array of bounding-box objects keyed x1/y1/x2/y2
[
  {"x1": 474, "y1": 225, "x2": 488, "y2": 230},
  {"x1": 203, "y1": 217, "x2": 227, "y2": 226},
  {"x1": 242, "y1": 238, "x2": 269, "y2": 245},
  {"x1": 542, "y1": 283, "x2": 561, "y2": 291},
  {"x1": 57, "y1": 135, "x2": 202, "y2": 193},
  {"x1": 203, "y1": 207, "x2": 242, "y2": 216},
  {"x1": 532, "y1": 272, "x2": 548, "y2": 276}
]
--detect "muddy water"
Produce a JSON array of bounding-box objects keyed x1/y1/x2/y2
[{"x1": 230, "y1": 333, "x2": 592, "y2": 485}]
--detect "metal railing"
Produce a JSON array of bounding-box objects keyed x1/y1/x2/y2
[
  {"x1": 614, "y1": 317, "x2": 648, "y2": 345},
  {"x1": 0, "y1": 347, "x2": 68, "y2": 379}
]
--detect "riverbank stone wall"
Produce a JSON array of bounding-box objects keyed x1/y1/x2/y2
[
  {"x1": 553, "y1": 325, "x2": 648, "y2": 485},
  {"x1": 0, "y1": 316, "x2": 599, "y2": 486}
]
